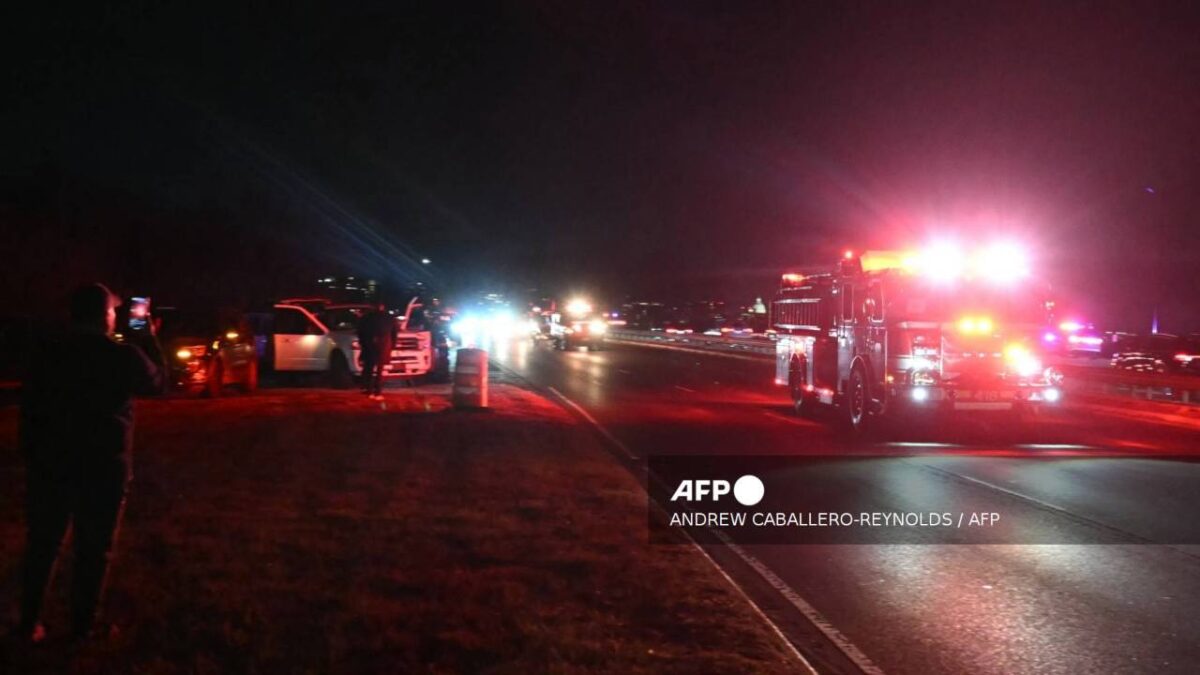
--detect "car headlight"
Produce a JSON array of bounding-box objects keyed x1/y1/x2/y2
[
  {"x1": 589, "y1": 320, "x2": 607, "y2": 334},
  {"x1": 1004, "y1": 344, "x2": 1042, "y2": 378}
]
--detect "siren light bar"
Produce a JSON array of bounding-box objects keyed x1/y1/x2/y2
[{"x1": 855, "y1": 241, "x2": 1031, "y2": 283}]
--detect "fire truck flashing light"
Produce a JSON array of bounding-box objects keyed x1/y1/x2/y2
[{"x1": 853, "y1": 242, "x2": 1031, "y2": 284}]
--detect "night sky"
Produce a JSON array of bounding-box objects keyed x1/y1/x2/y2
[{"x1": 3, "y1": 2, "x2": 1197, "y2": 330}]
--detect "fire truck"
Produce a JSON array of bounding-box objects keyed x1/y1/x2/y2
[
  {"x1": 773, "y1": 246, "x2": 1063, "y2": 434},
  {"x1": 549, "y1": 298, "x2": 608, "y2": 351}
]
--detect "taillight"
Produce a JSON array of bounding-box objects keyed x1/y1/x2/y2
[{"x1": 176, "y1": 345, "x2": 206, "y2": 360}]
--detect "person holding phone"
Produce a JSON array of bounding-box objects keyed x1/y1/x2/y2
[{"x1": 11, "y1": 283, "x2": 166, "y2": 644}]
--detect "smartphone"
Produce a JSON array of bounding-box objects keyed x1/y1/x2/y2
[{"x1": 128, "y1": 296, "x2": 151, "y2": 331}]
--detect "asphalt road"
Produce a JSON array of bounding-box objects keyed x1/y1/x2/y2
[{"x1": 488, "y1": 335, "x2": 1200, "y2": 675}]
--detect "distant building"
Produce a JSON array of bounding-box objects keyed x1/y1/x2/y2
[
  {"x1": 316, "y1": 275, "x2": 378, "y2": 302},
  {"x1": 621, "y1": 301, "x2": 667, "y2": 330}
]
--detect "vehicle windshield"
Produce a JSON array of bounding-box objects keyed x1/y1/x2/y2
[
  {"x1": 885, "y1": 278, "x2": 1048, "y2": 326},
  {"x1": 321, "y1": 306, "x2": 368, "y2": 331}
]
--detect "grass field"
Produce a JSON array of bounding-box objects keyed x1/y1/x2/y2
[{"x1": 0, "y1": 380, "x2": 799, "y2": 673}]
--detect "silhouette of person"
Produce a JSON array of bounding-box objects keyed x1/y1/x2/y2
[
  {"x1": 357, "y1": 303, "x2": 395, "y2": 399},
  {"x1": 13, "y1": 283, "x2": 165, "y2": 643}
]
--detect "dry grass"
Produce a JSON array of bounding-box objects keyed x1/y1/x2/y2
[{"x1": 0, "y1": 383, "x2": 798, "y2": 673}]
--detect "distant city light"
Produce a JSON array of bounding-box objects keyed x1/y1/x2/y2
[{"x1": 421, "y1": 258, "x2": 432, "y2": 265}]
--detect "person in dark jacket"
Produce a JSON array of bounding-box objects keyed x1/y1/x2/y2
[
  {"x1": 356, "y1": 306, "x2": 379, "y2": 396},
  {"x1": 12, "y1": 283, "x2": 165, "y2": 644},
  {"x1": 356, "y1": 303, "x2": 396, "y2": 400}
]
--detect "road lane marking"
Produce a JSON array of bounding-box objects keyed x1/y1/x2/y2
[
  {"x1": 674, "y1": 385, "x2": 697, "y2": 393},
  {"x1": 910, "y1": 461, "x2": 1200, "y2": 557},
  {"x1": 708, "y1": 529, "x2": 888, "y2": 675},
  {"x1": 546, "y1": 387, "x2": 638, "y2": 460},
  {"x1": 913, "y1": 463, "x2": 1080, "y2": 517},
  {"x1": 674, "y1": 522, "x2": 818, "y2": 675},
  {"x1": 547, "y1": 386, "x2": 872, "y2": 675}
]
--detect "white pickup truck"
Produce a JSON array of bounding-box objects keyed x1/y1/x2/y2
[
  {"x1": 253, "y1": 298, "x2": 432, "y2": 387},
  {"x1": 321, "y1": 299, "x2": 433, "y2": 381}
]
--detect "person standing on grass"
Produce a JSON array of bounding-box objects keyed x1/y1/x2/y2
[
  {"x1": 356, "y1": 306, "x2": 379, "y2": 395},
  {"x1": 357, "y1": 302, "x2": 395, "y2": 400},
  {"x1": 11, "y1": 283, "x2": 165, "y2": 644}
]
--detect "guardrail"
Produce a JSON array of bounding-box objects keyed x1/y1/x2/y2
[
  {"x1": 606, "y1": 329, "x2": 1200, "y2": 406},
  {"x1": 1057, "y1": 364, "x2": 1200, "y2": 405},
  {"x1": 607, "y1": 328, "x2": 776, "y2": 357}
]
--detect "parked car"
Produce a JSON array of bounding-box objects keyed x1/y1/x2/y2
[
  {"x1": 321, "y1": 300, "x2": 435, "y2": 381},
  {"x1": 247, "y1": 303, "x2": 354, "y2": 387},
  {"x1": 1110, "y1": 334, "x2": 1200, "y2": 375},
  {"x1": 245, "y1": 297, "x2": 436, "y2": 388},
  {"x1": 155, "y1": 307, "x2": 259, "y2": 396}
]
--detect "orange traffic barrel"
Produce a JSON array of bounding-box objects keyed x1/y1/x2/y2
[{"x1": 452, "y1": 348, "x2": 489, "y2": 408}]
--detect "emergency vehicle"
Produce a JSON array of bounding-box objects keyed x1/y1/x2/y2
[
  {"x1": 773, "y1": 246, "x2": 1063, "y2": 434},
  {"x1": 549, "y1": 298, "x2": 608, "y2": 351}
]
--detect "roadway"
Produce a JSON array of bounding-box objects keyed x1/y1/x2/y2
[{"x1": 488, "y1": 336, "x2": 1200, "y2": 675}]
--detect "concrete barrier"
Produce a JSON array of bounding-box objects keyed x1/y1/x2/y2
[{"x1": 452, "y1": 348, "x2": 489, "y2": 409}]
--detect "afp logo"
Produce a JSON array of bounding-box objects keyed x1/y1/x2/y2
[{"x1": 670, "y1": 475, "x2": 764, "y2": 506}]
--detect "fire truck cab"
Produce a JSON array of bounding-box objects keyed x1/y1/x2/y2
[{"x1": 773, "y1": 248, "x2": 1063, "y2": 434}]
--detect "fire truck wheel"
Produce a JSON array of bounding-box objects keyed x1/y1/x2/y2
[
  {"x1": 841, "y1": 365, "x2": 869, "y2": 435},
  {"x1": 789, "y1": 361, "x2": 813, "y2": 417}
]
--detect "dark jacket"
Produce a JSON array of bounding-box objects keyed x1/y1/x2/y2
[
  {"x1": 356, "y1": 310, "x2": 397, "y2": 356},
  {"x1": 19, "y1": 328, "x2": 165, "y2": 478}
]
